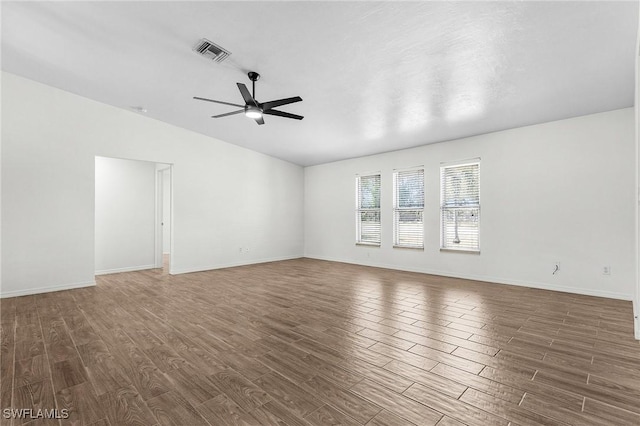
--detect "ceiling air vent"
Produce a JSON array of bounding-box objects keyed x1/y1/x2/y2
[{"x1": 193, "y1": 38, "x2": 231, "y2": 62}]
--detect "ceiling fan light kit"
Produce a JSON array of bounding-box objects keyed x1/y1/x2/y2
[
  {"x1": 245, "y1": 105, "x2": 262, "y2": 119},
  {"x1": 194, "y1": 71, "x2": 303, "y2": 125}
]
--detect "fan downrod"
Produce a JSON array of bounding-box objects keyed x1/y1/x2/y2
[{"x1": 247, "y1": 71, "x2": 260, "y2": 98}]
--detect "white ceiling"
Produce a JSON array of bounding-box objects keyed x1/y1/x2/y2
[{"x1": 2, "y1": 1, "x2": 637, "y2": 166}]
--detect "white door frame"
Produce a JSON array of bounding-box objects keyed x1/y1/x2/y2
[
  {"x1": 155, "y1": 166, "x2": 172, "y2": 269},
  {"x1": 155, "y1": 169, "x2": 164, "y2": 268}
]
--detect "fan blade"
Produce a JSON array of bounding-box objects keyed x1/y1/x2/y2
[
  {"x1": 263, "y1": 109, "x2": 304, "y2": 120},
  {"x1": 254, "y1": 116, "x2": 265, "y2": 125},
  {"x1": 193, "y1": 97, "x2": 244, "y2": 108},
  {"x1": 237, "y1": 83, "x2": 257, "y2": 106},
  {"x1": 261, "y1": 96, "x2": 302, "y2": 111},
  {"x1": 211, "y1": 110, "x2": 244, "y2": 118}
]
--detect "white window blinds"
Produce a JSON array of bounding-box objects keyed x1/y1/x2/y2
[
  {"x1": 356, "y1": 174, "x2": 381, "y2": 245},
  {"x1": 441, "y1": 161, "x2": 480, "y2": 251},
  {"x1": 393, "y1": 168, "x2": 424, "y2": 248}
]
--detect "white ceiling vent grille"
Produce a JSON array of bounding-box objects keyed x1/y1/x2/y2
[{"x1": 193, "y1": 38, "x2": 231, "y2": 62}]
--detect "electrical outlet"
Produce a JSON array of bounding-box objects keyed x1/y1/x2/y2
[
  {"x1": 553, "y1": 262, "x2": 560, "y2": 275},
  {"x1": 238, "y1": 247, "x2": 243, "y2": 253},
  {"x1": 603, "y1": 266, "x2": 611, "y2": 275}
]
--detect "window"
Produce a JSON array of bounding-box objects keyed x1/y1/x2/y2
[
  {"x1": 393, "y1": 168, "x2": 424, "y2": 248},
  {"x1": 356, "y1": 173, "x2": 381, "y2": 245},
  {"x1": 441, "y1": 160, "x2": 480, "y2": 251}
]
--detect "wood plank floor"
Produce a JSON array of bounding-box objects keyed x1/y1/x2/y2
[{"x1": 1, "y1": 258, "x2": 639, "y2": 425}]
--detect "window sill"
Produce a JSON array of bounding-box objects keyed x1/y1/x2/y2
[
  {"x1": 356, "y1": 242, "x2": 381, "y2": 247},
  {"x1": 393, "y1": 245, "x2": 424, "y2": 250},
  {"x1": 440, "y1": 248, "x2": 480, "y2": 254}
]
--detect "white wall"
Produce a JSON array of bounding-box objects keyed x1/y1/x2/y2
[
  {"x1": 95, "y1": 156, "x2": 156, "y2": 274},
  {"x1": 305, "y1": 108, "x2": 636, "y2": 300},
  {"x1": 1, "y1": 72, "x2": 304, "y2": 297},
  {"x1": 2, "y1": 70, "x2": 636, "y2": 306}
]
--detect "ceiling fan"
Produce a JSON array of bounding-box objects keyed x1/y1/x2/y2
[{"x1": 194, "y1": 71, "x2": 303, "y2": 125}]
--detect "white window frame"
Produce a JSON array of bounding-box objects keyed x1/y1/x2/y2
[
  {"x1": 393, "y1": 167, "x2": 424, "y2": 249},
  {"x1": 440, "y1": 159, "x2": 481, "y2": 253},
  {"x1": 356, "y1": 173, "x2": 381, "y2": 246}
]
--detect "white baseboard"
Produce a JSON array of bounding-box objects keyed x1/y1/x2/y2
[
  {"x1": 0, "y1": 280, "x2": 96, "y2": 298},
  {"x1": 304, "y1": 254, "x2": 634, "y2": 301},
  {"x1": 170, "y1": 255, "x2": 303, "y2": 275},
  {"x1": 95, "y1": 264, "x2": 156, "y2": 276}
]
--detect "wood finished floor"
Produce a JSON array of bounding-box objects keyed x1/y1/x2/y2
[{"x1": 1, "y1": 258, "x2": 639, "y2": 426}]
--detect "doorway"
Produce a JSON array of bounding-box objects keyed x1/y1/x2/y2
[
  {"x1": 156, "y1": 166, "x2": 172, "y2": 272},
  {"x1": 94, "y1": 156, "x2": 172, "y2": 275}
]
